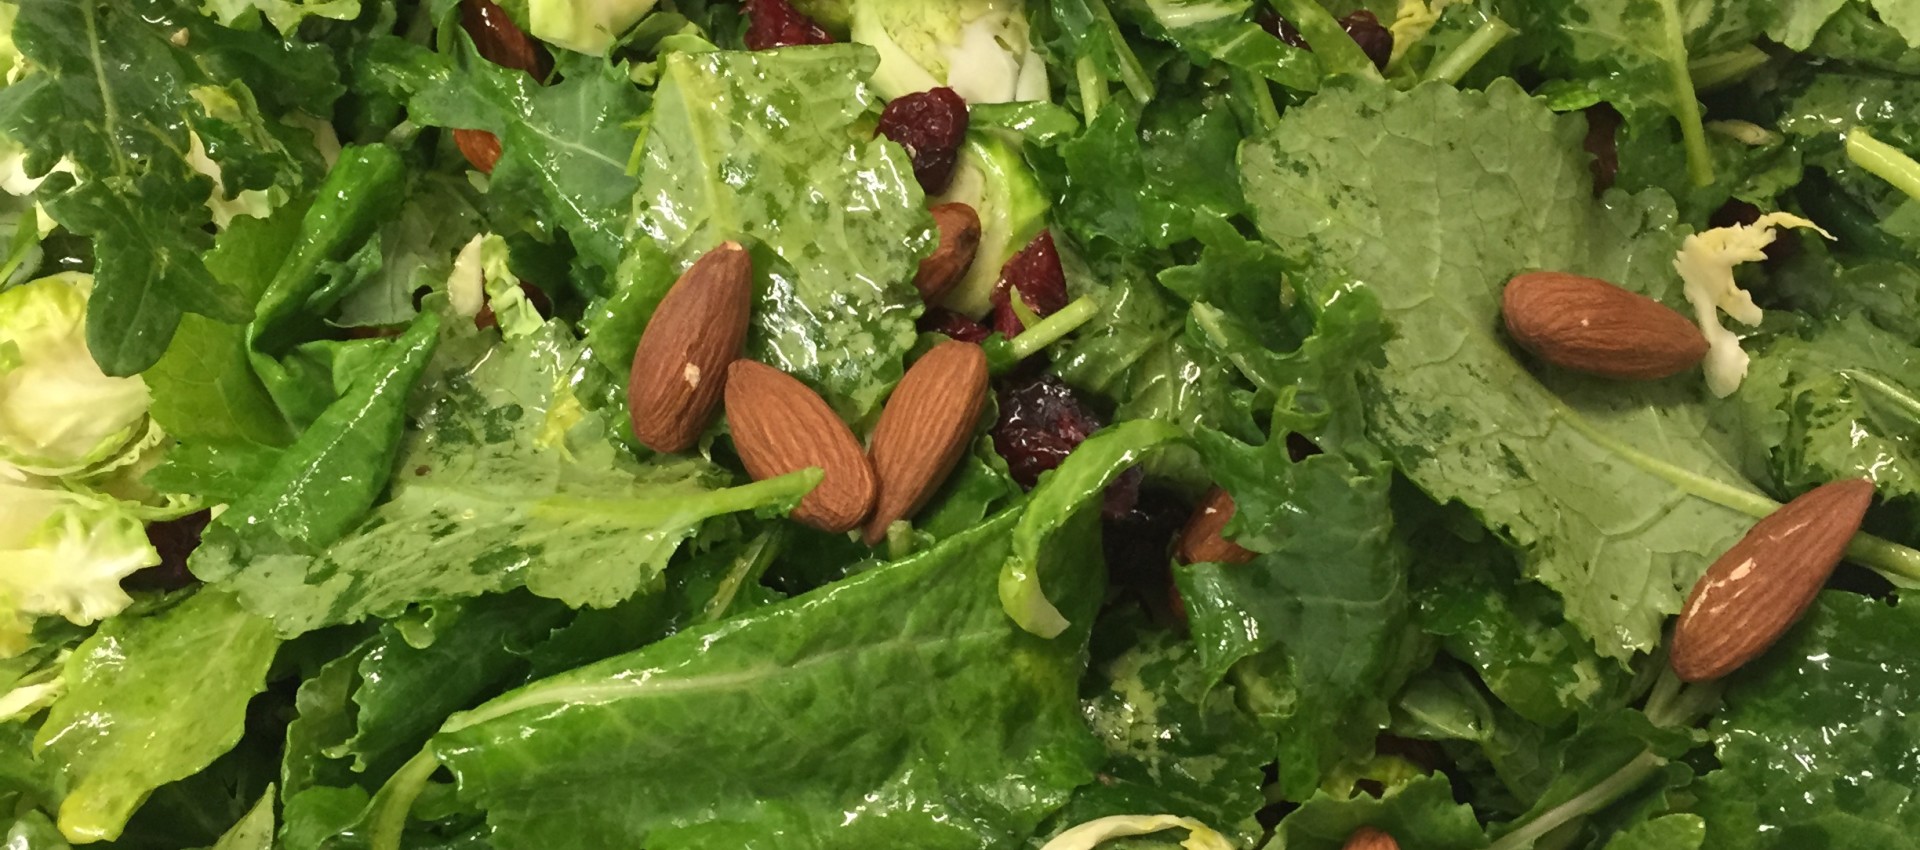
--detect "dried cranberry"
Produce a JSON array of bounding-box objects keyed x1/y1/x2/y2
[
  {"x1": 125, "y1": 511, "x2": 211, "y2": 592},
  {"x1": 744, "y1": 0, "x2": 834, "y2": 50},
  {"x1": 1340, "y1": 11, "x2": 1394, "y2": 71},
  {"x1": 1583, "y1": 103, "x2": 1622, "y2": 194},
  {"x1": 989, "y1": 231, "x2": 1068, "y2": 337},
  {"x1": 991, "y1": 373, "x2": 1105, "y2": 488},
  {"x1": 1258, "y1": 10, "x2": 1310, "y2": 49},
  {"x1": 458, "y1": 0, "x2": 550, "y2": 79},
  {"x1": 1710, "y1": 199, "x2": 1802, "y2": 264},
  {"x1": 1258, "y1": 9, "x2": 1391, "y2": 69},
  {"x1": 1103, "y1": 485, "x2": 1189, "y2": 600},
  {"x1": 876, "y1": 87, "x2": 969, "y2": 194},
  {"x1": 920, "y1": 307, "x2": 991, "y2": 343}
]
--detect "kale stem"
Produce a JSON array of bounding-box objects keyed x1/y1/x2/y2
[
  {"x1": 1086, "y1": 0, "x2": 1156, "y2": 103},
  {"x1": 1642, "y1": 666, "x2": 1684, "y2": 727},
  {"x1": 1655, "y1": 0, "x2": 1714, "y2": 187},
  {"x1": 1425, "y1": 15, "x2": 1515, "y2": 85},
  {"x1": 368, "y1": 748, "x2": 441, "y2": 850},
  {"x1": 1009, "y1": 296, "x2": 1099, "y2": 361},
  {"x1": 1075, "y1": 57, "x2": 1107, "y2": 123},
  {"x1": 1846, "y1": 128, "x2": 1920, "y2": 202},
  {"x1": 1688, "y1": 45, "x2": 1769, "y2": 91},
  {"x1": 1235, "y1": 69, "x2": 1282, "y2": 133},
  {"x1": 1487, "y1": 752, "x2": 1666, "y2": 850},
  {"x1": 1268, "y1": 0, "x2": 1383, "y2": 80}
]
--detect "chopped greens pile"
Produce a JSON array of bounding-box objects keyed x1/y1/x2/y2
[{"x1": 4, "y1": 1, "x2": 1920, "y2": 849}]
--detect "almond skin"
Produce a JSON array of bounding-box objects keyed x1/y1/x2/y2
[
  {"x1": 1501, "y1": 271, "x2": 1708, "y2": 380},
  {"x1": 453, "y1": 129, "x2": 502, "y2": 174},
  {"x1": 912, "y1": 203, "x2": 982, "y2": 303},
  {"x1": 1342, "y1": 827, "x2": 1399, "y2": 850},
  {"x1": 1175, "y1": 486, "x2": 1256, "y2": 566},
  {"x1": 725, "y1": 359, "x2": 877, "y2": 533},
  {"x1": 1671, "y1": 478, "x2": 1875, "y2": 682},
  {"x1": 459, "y1": 0, "x2": 550, "y2": 78},
  {"x1": 862, "y1": 340, "x2": 989, "y2": 545},
  {"x1": 629, "y1": 243, "x2": 754, "y2": 454}
]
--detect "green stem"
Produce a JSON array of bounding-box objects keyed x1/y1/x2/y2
[
  {"x1": 1008, "y1": 296, "x2": 1099, "y2": 361},
  {"x1": 1234, "y1": 69, "x2": 1282, "y2": 133},
  {"x1": 368, "y1": 748, "x2": 441, "y2": 850},
  {"x1": 1488, "y1": 752, "x2": 1666, "y2": 850},
  {"x1": 1075, "y1": 56, "x2": 1106, "y2": 123},
  {"x1": 1688, "y1": 45, "x2": 1769, "y2": 91},
  {"x1": 1847, "y1": 128, "x2": 1920, "y2": 203},
  {"x1": 1655, "y1": 0, "x2": 1714, "y2": 187},
  {"x1": 1549, "y1": 395, "x2": 1920, "y2": 585},
  {"x1": 1424, "y1": 15, "x2": 1515, "y2": 85},
  {"x1": 1641, "y1": 666, "x2": 1684, "y2": 727},
  {"x1": 1268, "y1": 0, "x2": 1382, "y2": 80},
  {"x1": 1086, "y1": 0, "x2": 1156, "y2": 103}
]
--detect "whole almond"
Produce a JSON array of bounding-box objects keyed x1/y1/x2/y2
[
  {"x1": 459, "y1": 0, "x2": 550, "y2": 78},
  {"x1": 1502, "y1": 271, "x2": 1708, "y2": 380},
  {"x1": 629, "y1": 243, "x2": 754, "y2": 453},
  {"x1": 912, "y1": 203, "x2": 982, "y2": 303},
  {"x1": 726, "y1": 360, "x2": 877, "y2": 533},
  {"x1": 1343, "y1": 827, "x2": 1399, "y2": 850},
  {"x1": 453, "y1": 129, "x2": 502, "y2": 174},
  {"x1": 1671, "y1": 478, "x2": 1875, "y2": 682},
  {"x1": 862, "y1": 340, "x2": 989, "y2": 545},
  {"x1": 1175, "y1": 486, "x2": 1256, "y2": 565}
]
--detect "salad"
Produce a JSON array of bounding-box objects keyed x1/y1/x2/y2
[{"x1": 3, "y1": 0, "x2": 1920, "y2": 848}]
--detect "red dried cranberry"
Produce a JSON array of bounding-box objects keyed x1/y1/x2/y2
[
  {"x1": 1257, "y1": 10, "x2": 1309, "y2": 49},
  {"x1": 989, "y1": 231, "x2": 1068, "y2": 337},
  {"x1": 920, "y1": 307, "x2": 991, "y2": 343},
  {"x1": 459, "y1": 0, "x2": 551, "y2": 79},
  {"x1": 991, "y1": 373, "x2": 1105, "y2": 488},
  {"x1": 1710, "y1": 199, "x2": 1802, "y2": 264},
  {"x1": 1583, "y1": 103, "x2": 1622, "y2": 194},
  {"x1": 125, "y1": 511, "x2": 212, "y2": 592},
  {"x1": 744, "y1": 0, "x2": 834, "y2": 51},
  {"x1": 1340, "y1": 11, "x2": 1394, "y2": 71},
  {"x1": 876, "y1": 87, "x2": 969, "y2": 194},
  {"x1": 1258, "y1": 9, "x2": 1392, "y2": 69}
]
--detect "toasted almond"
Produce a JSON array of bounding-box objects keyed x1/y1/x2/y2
[
  {"x1": 912, "y1": 203, "x2": 982, "y2": 303},
  {"x1": 453, "y1": 129, "x2": 502, "y2": 174},
  {"x1": 1175, "y1": 486, "x2": 1256, "y2": 566},
  {"x1": 1671, "y1": 478, "x2": 1875, "y2": 682},
  {"x1": 1501, "y1": 271, "x2": 1708, "y2": 380},
  {"x1": 725, "y1": 359, "x2": 877, "y2": 533},
  {"x1": 629, "y1": 243, "x2": 754, "y2": 454},
  {"x1": 459, "y1": 0, "x2": 549, "y2": 78},
  {"x1": 1342, "y1": 827, "x2": 1399, "y2": 850},
  {"x1": 862, "y1": 340, "x2": 989, "y2": 544}
]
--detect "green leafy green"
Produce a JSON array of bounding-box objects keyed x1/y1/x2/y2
[
  {"x1": 1178, "y1": 448, "x2": 1416, "y2": 799},
  {"x1": 1119, "y1": 0, "x2": 1320, "y2": 91},
  {"x1": 1267, "y1": 774, "x2": 1486, "y2": 850},
  {"x1": 1603, "y1": 814, "x2": 1704, "y2": 850},
  {"x1": 1731, "y1": 314, "x2": 1920, "y2": 500},
  {"x1": 209, "y1": 786, "x2": 276, "y2": 850},
  {"x1": 419, "y1": 506, "x2": 1105, "y2": 850},
  {"x1": 194, "y1": 323, "x2": 813, "y2": 636},
  {"x1": 0, "y1": 0, "x2": 337, "y2": 375},
  {"x1": 35, "y1": 590, "x2": 279, "y2": 843},
  {"x1": 594, "y1": 45, "x2": 930, "y2": 420},
  {"x1": 1693, "y1": 593, "x2": 1920, "y2": 849},
  {"x1": 1239, "y1": 80, "x2": 1777, "y2": 659}
]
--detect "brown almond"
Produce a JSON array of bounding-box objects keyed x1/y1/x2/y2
[
  {"x1": 1175, "y1": 486, "x2": 1256, "y2": 566},
  {"x1": 629, "y1": 243, "x2": 754, "y2": 454},
  {"x1": 453, "y1": 129, "x2": 502, "y2": 174},
  {"x1": 862, "y1": 340, "x2": 989, "y2": 545},
  {"x1": 1342, "y1": 827, "x2": 1399, "y2": 850},
  {"x1": 459, "y1": 0, "x2": 550, "y2": 78},
  {"x1": 1501, "y1": 271, "x2": 1708, "y2": 380},
  {"x1": 1671, "y1": 478, "x2": 1875, "y2": 682},
  {"x1": 912, "y1": 203, "x2": 982, "y2": 303},
  {"x1": 725, "y1": 360, "x2": 877, "y2": 533}
]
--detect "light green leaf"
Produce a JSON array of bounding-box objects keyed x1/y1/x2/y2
[
  {"x1": 1240, "y1": 80, "x2": 1768, "y2": 659},
  {"x1": 210, "y1": 786, "x2": 276, "y2": 850},
  {"x1": 35, "y1": 590, "x2": 279, "y2": 844}
]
